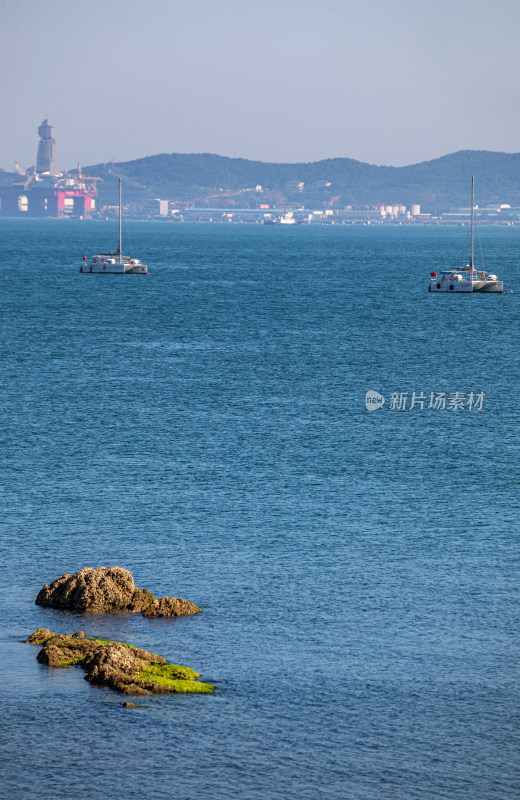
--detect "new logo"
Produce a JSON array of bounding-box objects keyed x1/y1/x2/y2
[{"x1": 365, "y1": 390, "x2": 385, "y2": 412}]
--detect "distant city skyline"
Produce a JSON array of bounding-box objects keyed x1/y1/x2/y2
[{"x1": 1, "y1": 0, "x2": 519, "y2": 171}]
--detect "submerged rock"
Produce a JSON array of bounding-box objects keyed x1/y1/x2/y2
[
  {"x1": 26, "y1": 628, "x2": 214, "y2": 696},
  {"x1": 35, "y1": 566, "x2": 200, "y2": 618}
]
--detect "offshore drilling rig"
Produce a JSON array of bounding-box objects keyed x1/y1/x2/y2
[{"x1": 0, "y1": 119, "x2": 100, "y2": 217}]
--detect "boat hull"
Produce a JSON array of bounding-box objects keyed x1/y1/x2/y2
[
  {"x1": 80, "y1": 262, "x2": 148, "y2": 274},
  {"x1": 429, "y1": 279, "x2": 503, "y2": 293}
]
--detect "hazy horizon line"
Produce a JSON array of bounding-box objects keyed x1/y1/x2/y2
[
  {"x1": 4, "y1": 146, "x2": 519, "y2": 176},
  {"x1": 58, "y1": 147, "x2": 520, "y2": 174}
]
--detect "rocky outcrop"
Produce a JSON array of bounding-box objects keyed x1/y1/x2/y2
[
  {"x1": 35, "y1": 567, "x2": 200, "y2": 617},
  {"x1": 143, "y1": 596, "x2": 200, "y2": 617},
  {"x1": 26, "y1": 628, "x2": 214, "y2": 696}
]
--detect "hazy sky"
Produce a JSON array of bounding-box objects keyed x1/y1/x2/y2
[{"x1": 1, "y1": 0, "x2": 519, "y2": 170}]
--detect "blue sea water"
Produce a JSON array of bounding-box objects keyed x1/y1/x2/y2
[{"x1": 0, "y1": 219, "x2": 519, "y2": 800}]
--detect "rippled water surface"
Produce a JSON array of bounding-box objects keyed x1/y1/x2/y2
[{"x1": 1, "y1": 220, "x2": 519, "y2": 799}]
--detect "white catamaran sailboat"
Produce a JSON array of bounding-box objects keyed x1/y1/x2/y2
[
  {"x1": 80, "y1": 179, "x2": 149, "y2": 274},
  {"x1": 428, "y1": 176, "x2": 502, "y2": 293}
]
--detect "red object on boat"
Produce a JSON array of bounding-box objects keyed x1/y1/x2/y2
[
  {"x1": 430, "y1": 271, "x2": 437, "y2": 277},
  {"x1": 83, "y1": 256, "x2": 87, "y2": 261}
]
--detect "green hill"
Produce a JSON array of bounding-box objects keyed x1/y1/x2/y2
[{"x1": 83, "y1": 150, "x2": 520, "y2": 211}]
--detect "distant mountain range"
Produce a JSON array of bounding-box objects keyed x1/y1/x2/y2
[
  {"x1": 82, "y1": 150, "x2": 520, "y2": 211},
  {"x1": 2, "y1": 150, "x2": 519, "y2": 211}
]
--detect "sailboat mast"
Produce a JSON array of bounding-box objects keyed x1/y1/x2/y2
[
  {"x1": 470, "y1": 175, "x2": 474, "y2": 272},
  {"x1": 118, "y1": 178, "x2": 122, "y2": 264}
]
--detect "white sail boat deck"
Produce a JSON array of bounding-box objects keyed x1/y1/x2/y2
[{"x1": 80, "y1": 179, "x2": 149, "y2": 275}]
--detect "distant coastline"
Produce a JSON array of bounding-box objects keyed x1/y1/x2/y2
[{"x1": 2, "y1": 148, "x2": 520, "y2": 221}]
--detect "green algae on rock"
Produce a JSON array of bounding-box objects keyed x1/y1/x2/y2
[
  {"x1": 35, "y1": 566, "x2": 200, "y2": 618},
  {"x1": 26, "y1": 628, "x2": 214, "y2": 696}
]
